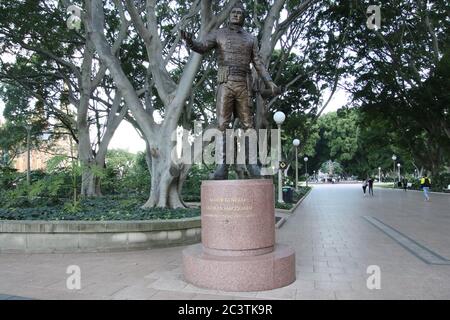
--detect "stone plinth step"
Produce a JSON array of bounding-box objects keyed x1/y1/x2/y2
[{"x1": 182, "y1": 244, "x2": 296, "y2": 292}]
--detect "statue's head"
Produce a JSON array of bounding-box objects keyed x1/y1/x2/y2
[{"x1": 229, "y1": 2, "x2": 245, "y2": 27}]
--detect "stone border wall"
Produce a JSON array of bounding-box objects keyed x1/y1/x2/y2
[{"x1": 0, "y1": 217, "x2": 201, "y2": 253}]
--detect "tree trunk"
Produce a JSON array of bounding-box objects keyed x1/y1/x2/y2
[
  {"x1": 80, "y1": 164, "x2": 96, "y2": 197},
  {"x1": 94, "y1": 155, "x2": 107, "y2": 196},
  {"x1": 141, "y1": 138, "x2": 185, "y2": 209},
  {"x1": 79, "y1": 158, "x2": 105, "y2": 197},
  {"x1": 79, "y1": 142, "x2": 105, "y2": 197},
  {"x1": 78, "y1": 127, "x2": 99, "y2": 197},
  {"x1": 255, "y1": 92, "x2": 269, "y2": 131},
  {"x1": 142, "y1": 156, "x2": 185, "y2": 209},
  {"x1": 77, "y1": 36, "x2": 97, "y2": 197}
]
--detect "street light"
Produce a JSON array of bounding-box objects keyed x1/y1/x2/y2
[
  {"x1": 378, "y1": 167, "x2": 381, "y2": 183},
  {"x1": 25, "y1": 124, "x2": 32, "y2": 185},
  {"x1": 1, "y1": 150, "x2": 9, "y2": 166},
  {"x1": 293, "y1": 139, "x2": 300, "y2": 190},
  {"x1": 313, "y1": 170, "x2": 316, "y2": 182},
  {"x1": 392, "y1": 154, "x2": 397, "y2": 182},
  {"x1": 397, "y1": 163, "x2": 401, "y2": 181},
  {"x1": 304, "y1": 156, "x2": 309, "y2": 187},
  {"x1": 273, "y1": 111, "x2": 286, "y2": 203}
]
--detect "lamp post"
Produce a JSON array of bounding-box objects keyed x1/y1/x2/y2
[
  {"x1": 25, "y1": 124, "x2": 32, "y2": 185},
  {"x1": 304, "y1": 156, "x2": 309, "y2": 187},
  {"x1": 313, "y1": 170, "x2": 316, "y2": 182},
  {"x1": 392, "y1": 154, "x2": 397, "y2": 183},
  {"x1": 397, "y1": 163, "x2": 401, "y2": 181},
  {"x1": 378, "y1": 167, "x2": 381, "y2": 183},
  {"x1": 274, "y1": 111, "x2": 286, "y2": 203},
  {"x1": 414, "y1": 168, "x2": 418, "y2": 179},
  {"x1": 1, "y1": 150, "x2": 9, "y2": 166},
  {"x1": 293, "y1": 139, "x2": 300, "y2": 190}
]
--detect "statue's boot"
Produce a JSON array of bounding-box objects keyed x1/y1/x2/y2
[
  {"x1": 247, "y1": 163, "x2": 261, "y2": 177},
  {"x1": 213, "y1": 132, "x2": 228, "y2": 180},
  {"x1": 244, "y1": 134, "x2": 261, "y2": 178}
]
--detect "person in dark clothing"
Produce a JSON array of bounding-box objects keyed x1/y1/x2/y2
[
  {"x1": 402, "y1": 177, "x2": 408, "y2": 192},
  {"x1": 368, "y1": 177, "x2": 374, "y2": 196},
  {"x1": 362, "y1": 179, "x2": 368, "y2": 196}
]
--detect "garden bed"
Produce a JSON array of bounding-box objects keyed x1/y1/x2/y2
[
  {"x1": 0, "y1": 196, "x2": 200, "y2": 221},
  {"x1": 0, "y1": 196, "x2": 202, "y2": 253},
  {"x1": 275, "y1": 186, "x2": 312, "y2": 211}
]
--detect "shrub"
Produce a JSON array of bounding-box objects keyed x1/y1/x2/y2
[
  {"x1": 275, "y1": 202, "x2": 293, "y2": 210},
  {"x1": 0, "y1": 196, "x2": 200, "y2": 221},
  {"x1": 294, "y1": 186, "x2": 311, "y2": 200},
  {"x1": 431, "y1": 173, "x2": 450, "y2": 191},
  {"x1": 182, "y1": 164, "x2": 211, "y2": 202},
  {"x1": 101, "y1": 150, "x2": 151, "y2": 195},
  {"x1": 0, "y1": 166, "x2": 20, "y2": 190}
]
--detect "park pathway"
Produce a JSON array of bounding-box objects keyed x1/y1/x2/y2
[{"x1": 1, "y1": 184, "x2": 450, "y2": 300}]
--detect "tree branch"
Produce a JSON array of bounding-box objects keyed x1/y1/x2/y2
[{"x1": 85, "y1": 0, "x2": 155, "y2": 139}]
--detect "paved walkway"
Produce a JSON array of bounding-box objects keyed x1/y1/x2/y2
[{"x1": 1, "y1": 184, "x2": 449, "y2": 300}]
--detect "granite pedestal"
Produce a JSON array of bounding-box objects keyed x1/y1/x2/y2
[{"x1": 183, "y1": 179, "x2": 296, "y2": 291}]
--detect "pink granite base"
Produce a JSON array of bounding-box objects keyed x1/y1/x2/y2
[
  {"x1": 201, "y1": 180, "x2": 275, "y2": 251},
  {"x1": 182, "y1": 179, "x2": 296, "y2": 291},
  {"x1": 183, "y1": 244, "x2": 295, "y2": 292}
]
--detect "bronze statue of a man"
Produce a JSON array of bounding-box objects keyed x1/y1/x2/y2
[{"x1": 181, "y1": 2, "x2": 279, "y2": 179}]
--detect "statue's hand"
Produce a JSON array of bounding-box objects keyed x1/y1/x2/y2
[{"x1": 180, "y1": 30, "x2": 193, "y2": 45}]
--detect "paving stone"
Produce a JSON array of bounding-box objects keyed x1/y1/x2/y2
[
  {"x1": 255, "y1": 287, "x2": 296, "y2": 300},
  {"x1": 148, "y1": 278, "x2": 188, "y2": 291},
  {"x1": 111, "y1": 283, "x2": 158, "y2": 300},
  {"x1": 295, "y1": 289, "x2": 336, "y2": 300},
  {"x1": 313, "y1": 266, "x2": 346, "y2": 274},
  {"x1": 148, "y1": 290, "x2": 196, "y2": 300},
  {"x1": 182, "y1": 284, "x2": 219, "y2": 295},
  {"x1": 314, "y1": 280, "x2": 353, "y2": 291},
  {"x1": 1, "y1": 184, "x2": 449, "y2": 299},
  {"x1": 288, "y1": 279, "x2": 315, "y2": 291},
  {"x1": 296, "y1": 272, "x2": 333, "y2": 281},
  {"x1": 191, "y1": 293, "x2": 235, "y2": 300}
]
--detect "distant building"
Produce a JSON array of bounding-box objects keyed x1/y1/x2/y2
[
  {"x1": 13, "y1": 134, "x2": 74, "y2": 172},
  {"x1": 1, "y1": 114, "x2": 75, "y2": 172}
]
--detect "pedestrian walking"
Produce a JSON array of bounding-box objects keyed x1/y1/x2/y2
[
  {"x1": 402, "y1": 177, "x2": 408, "y2": 192},
  {"x1": 362, "y1": 179, "x2": 368, "y2": 196},
  {"x1": 368, "y1": 177, "x2": 374, "y2": 196},
  {"x1": 420, "y1": 175, "x2": 431, "y2": 201}
]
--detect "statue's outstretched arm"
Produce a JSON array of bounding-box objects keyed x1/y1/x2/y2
[{"x1": 181, "y1": 30, "x2": 217, "y2": 54}]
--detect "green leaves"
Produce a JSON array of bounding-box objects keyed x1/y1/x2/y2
[
  {"x1": 0, "y1": 196, "x2": 200, "y2": 221},
  {"x1": 316, "y1": 109, "x2": 359, "y2": 164},
  {"x1": 46, "y1": 155, "x2": 69, "y2": 173}
]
